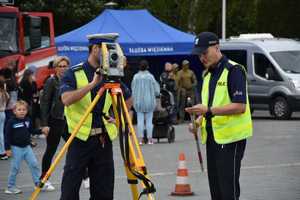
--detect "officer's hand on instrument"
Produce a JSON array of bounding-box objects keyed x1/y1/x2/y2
[
  {"x1": 91, "y1": 70, "x2": 103, "y2": 87},
  {"x1": 185, "y1": 104, "x2": 208, "y2": 115},
  {"x1": 188, "y1": 123, "x2": 197, "y2": 134},
  {"x1": 188, "y1": 115, "x2": 203, "y2": 134}
]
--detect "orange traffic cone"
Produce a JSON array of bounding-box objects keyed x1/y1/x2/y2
[{"x1": 171, "y1": 152, "x2": 194, "y2": 196}]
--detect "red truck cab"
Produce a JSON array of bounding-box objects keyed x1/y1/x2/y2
[{"x1": 0, "y1": 5, "x2": 56, "y2": 89}]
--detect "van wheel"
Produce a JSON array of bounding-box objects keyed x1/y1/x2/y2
[{"x1": 270, "y1": 96, "x2": 292, "y2": 120}]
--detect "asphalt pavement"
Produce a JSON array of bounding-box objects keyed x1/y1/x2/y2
[{"x1": 0, "y1": 111, "x2": 299, "y2": 200}]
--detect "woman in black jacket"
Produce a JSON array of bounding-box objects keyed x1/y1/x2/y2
[{"x1": 39, "y1": 56, "x2": 70, "y2": 191}]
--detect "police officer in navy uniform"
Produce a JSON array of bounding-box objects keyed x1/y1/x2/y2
[
  {"x1": 59, "y1": 34, "x2": 132, "y2": 200},
  {"x1": 186, "y1": 32, "x2": 253, "y2": 200}
]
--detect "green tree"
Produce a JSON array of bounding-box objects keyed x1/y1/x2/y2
[
  {"x1": 13, "y1": 0, "x2": 300, "y2": 38},
  {"x1": 257, "y1": 0, "x2": 300, "y2": 38},
  {"x1": 226, "y1": 0, "x2": 258, "y2": 37},
  {"x1": 193, "y1": 0, "x2": 221, "y2": 35},
  {"x1": 15, "y1": 0, "x2": 106, "y2": 35}
]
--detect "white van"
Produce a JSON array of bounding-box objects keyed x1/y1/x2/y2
[{"x1": 220, "y1": 34, "x2": 300, "y2": 119}]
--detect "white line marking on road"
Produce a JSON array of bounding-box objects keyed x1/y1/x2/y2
[
  {"x1": 262, "y1": 135, "x2": 296, "y2": 139},
  {"x1": 2, "y1": 162, "x2": 300, "y2": 190},
  {"x1": 116, "y1": 162, "x2": 300, "y2": 179}
]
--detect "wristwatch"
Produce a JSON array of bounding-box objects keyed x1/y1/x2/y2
[{"x1": 205, "y1": 107, "x2": 214, "y2": 119}]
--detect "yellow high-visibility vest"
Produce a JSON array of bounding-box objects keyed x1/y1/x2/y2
[
  {"x1": 201, "y1": 60, "x2": 252, "y2": 144},
  {"x1": 64, "y1": 66, "x2": 118, "y2": 141}
]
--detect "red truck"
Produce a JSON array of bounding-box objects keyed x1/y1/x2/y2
[{"x1": 0, "y1": 4, "x2": 56, "y2": 89}]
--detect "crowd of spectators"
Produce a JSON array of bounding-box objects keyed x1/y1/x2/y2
[{"x1": 0, "y1": 56, "x2": 199, "y2": 194}]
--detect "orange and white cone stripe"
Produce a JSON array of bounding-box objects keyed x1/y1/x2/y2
[{"x1": 171, "y1": 153, "x2": 194, "y2": 196}]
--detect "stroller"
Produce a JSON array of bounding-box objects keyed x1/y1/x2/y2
[{"x1": 152, "y1": 87, "x2": 175, "y2": 143}]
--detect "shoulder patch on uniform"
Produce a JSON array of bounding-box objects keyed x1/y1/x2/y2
[{"x1": 70, "y1": 63, "x2": 84, "y2": 72}]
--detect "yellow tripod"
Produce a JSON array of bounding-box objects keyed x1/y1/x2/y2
[{"x1": 30, "y1": 81, "x2": 156, "y2": 200}]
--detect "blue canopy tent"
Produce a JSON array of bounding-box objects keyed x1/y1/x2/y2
[{"x1": 55, "y1": 9, "x2": 196, "y2": 65}]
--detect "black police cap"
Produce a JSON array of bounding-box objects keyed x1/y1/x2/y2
[{"x1": 192, "y1": 32, "x2": 219, "y2": 55}]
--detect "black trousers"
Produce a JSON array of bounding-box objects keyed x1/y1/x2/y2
[
  {"x1": 60, "y1": 134, "x2": 114, "y2": 200},
  {"x1": 206, "y1": 126, "x2": 246, "y2": 200},
  {"x1": 41, "y1": 117, "x2": 69, "y2": 178}
]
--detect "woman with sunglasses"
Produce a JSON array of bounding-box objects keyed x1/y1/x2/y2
[{"x1": 39, "y1": 56, "x2": 70, "y2": 191}]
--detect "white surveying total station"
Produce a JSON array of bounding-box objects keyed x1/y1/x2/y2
[{"x1": 87, "y1": 33, "x2": 125, "y2": 77}]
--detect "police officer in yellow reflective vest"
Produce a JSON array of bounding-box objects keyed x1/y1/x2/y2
[
  {"x1": 59, "y1": 35, "x2": 132, "y2": 200},
  {"x1": 186, "y1": 32, "x2": 252, "y2": 200}
]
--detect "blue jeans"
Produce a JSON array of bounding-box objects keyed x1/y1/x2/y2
[
  {"x1": 137, "y1": 112, "x2": 153, "y2": 139},
  {"x1": 8, "y1": 145, "x2": 40, "y2": 188},
  {"x1": 0, "y1": 111, "x2": 5, "y2": 154}
]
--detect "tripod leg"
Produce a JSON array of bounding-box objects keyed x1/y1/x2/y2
[
  {"x1": 110, "y1": 93, "x2": 139, "y2": 200},
  {"x1": 116, "y1": 93, "x2": 155, "y2": 200},
  {"x1": 30, "y1": 88, "x2": 106, "y2": 200},
  {"x1": 125, "y1": 165, "x2": 140, "y2": 200}
]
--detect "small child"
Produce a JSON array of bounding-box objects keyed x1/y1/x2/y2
[{"x1": 4, "y1": 100, "x2": 40, "y2": 194}]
